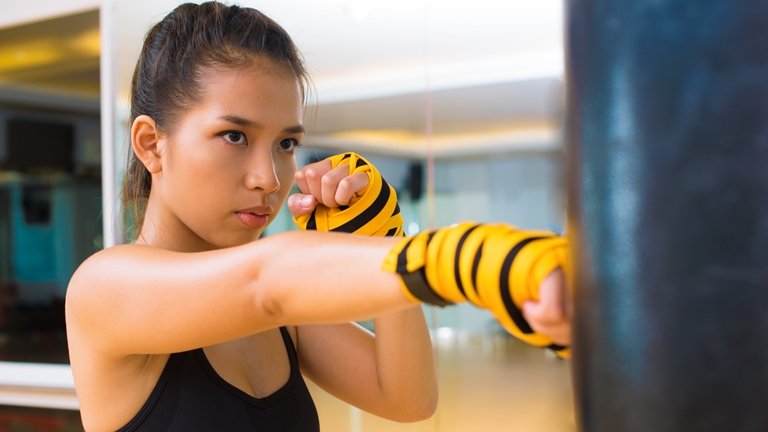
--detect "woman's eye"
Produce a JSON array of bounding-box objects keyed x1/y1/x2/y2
[
  {"x1": 278, "y1": 138, "x2": 301, "y2": 152},
  {"x1": 222, "y1": 131, "x2": 246, "y2": 145}
]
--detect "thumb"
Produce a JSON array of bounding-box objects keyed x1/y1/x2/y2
[{"x1": 287, "y1": 194, "x2": 317, "y2": 219}]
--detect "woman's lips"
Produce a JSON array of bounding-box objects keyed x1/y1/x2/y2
[{"x1": 235, "y1": 212, "x2": 268, "y2": 230}]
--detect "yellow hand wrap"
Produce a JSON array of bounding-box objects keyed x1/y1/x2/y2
[
  {"x1": 294, "y1": 153, "x2": 404, "y2": 237},
  {"x1": 382, "y1": 223, "x2": 571, "y2": 357}
]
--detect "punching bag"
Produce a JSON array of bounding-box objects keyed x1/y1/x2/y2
[{"x1": 566, "y1": 1, "x2": 768, "y2": 431}]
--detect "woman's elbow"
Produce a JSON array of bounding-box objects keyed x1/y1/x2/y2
[
  {"x1": 250, "y1": 279, "x2": 287, "y2": 327},
  {"x1": 389, "y1": 391, "x2": 438, "y2": 423},
  {"x1": 411, "y1": 395, "x2": 439, "y2": 422}
]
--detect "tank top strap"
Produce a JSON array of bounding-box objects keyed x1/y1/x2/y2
[{"x1": 277, "y1": 326, "x2": 299, "y2": 371}]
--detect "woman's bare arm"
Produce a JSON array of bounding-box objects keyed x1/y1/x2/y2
[
  {"x1": 65, "y1": 230, "x2": 410, "y2": 358},
  {"x1": 296, "y1": 307, "x2": 437, "y2": 423}
]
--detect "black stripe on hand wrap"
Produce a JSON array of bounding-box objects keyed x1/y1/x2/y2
[
  {"x1": 454, "y1": 225, "x2": 480, "y2": 298},
  {"x1": 306, "y1": 209, "x2": 317, "y2": 231},
  {"x1": 332, "y1": 177, "x2": 391, "y2": 234},
  {"x1": 548, "y1": 343, "x2": 568, "y2": 352},
  {"x1": 499, "y1": 237, "x2": 547, "y2": 335},
  {"x1": 395, "y1": 233, "x2": 453, "y2": 307}
]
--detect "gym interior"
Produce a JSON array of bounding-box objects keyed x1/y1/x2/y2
[{"x1": 3, "y1": 0, "x2": 758, "y2": 431}]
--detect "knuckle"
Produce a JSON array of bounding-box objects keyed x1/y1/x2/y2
[
  {"x1": 336, "y1": 193, "x2": 350, "y2": 205},
  {"x1": 540, "y1": 306, "x2": 555, "y2": 319},
  {"x1": 321, "y1": 173, "x2": 335, "y2": 185}
]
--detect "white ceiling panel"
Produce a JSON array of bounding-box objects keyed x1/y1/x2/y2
[{"x1": 115, "y1": 0, "x2": 564, "y2": 104}]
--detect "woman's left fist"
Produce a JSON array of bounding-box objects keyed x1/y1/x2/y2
[{"x1": 288, "y1": 158, "x2": 370, "y2": 219}]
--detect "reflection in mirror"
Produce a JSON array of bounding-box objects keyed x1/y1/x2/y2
[{"x1": 0, "y1": 10, "x2": 101, "y2": 368}]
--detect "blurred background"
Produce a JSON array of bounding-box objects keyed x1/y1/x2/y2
[{"x1": 0, "y1": 0, "x2": 573, "y2": 430}]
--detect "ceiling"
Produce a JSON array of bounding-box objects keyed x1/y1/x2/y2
[
  {"x1": 0, "y1": 10, "x2": 100, "y2": 100},
  {"x1": 1, "y1": 0, "x2": 566, "y2": 158}
]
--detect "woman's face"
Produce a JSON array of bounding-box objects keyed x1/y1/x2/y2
[{"x1": 152, "y1": 65, "x2": 303, "y2": 249}]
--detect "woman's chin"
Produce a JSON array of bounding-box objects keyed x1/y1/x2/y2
[{"x1": 193, "y1": 230, "x2": 259, "y2": 250}]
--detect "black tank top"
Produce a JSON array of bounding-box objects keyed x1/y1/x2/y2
[{"x1": 116, "y1": 327, "x2": 320, "y2": 431}]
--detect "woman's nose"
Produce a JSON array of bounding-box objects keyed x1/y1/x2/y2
[{"x1": 244, "y1": 149, "x2": 280, "y2": 193}]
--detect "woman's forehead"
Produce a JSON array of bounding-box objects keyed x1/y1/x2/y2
[
  {"x1": 193, "y1": 67, "x2": 303, "y2": 122},
  {"x1": 201, "y1": 65, "x2": 300, "y2": 97}
]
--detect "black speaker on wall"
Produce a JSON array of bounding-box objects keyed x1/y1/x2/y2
[{"x1": 406, "y1": 162, "x2": 424, "y2": 201}]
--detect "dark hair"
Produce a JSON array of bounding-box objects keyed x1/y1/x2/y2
[{"x1": 121, "y1": 1, "x2": 310, "y2": 239}]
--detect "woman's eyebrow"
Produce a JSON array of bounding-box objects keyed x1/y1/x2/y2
[
  {"x1": 220, "y1": 115, "x2": 256, "y2": 127},
  {"x1": 219, "y1": 115, "x2": 303, "y2": 134}
]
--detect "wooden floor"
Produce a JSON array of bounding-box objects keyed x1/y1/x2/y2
[{"x1": 309, "y1": 332, "x2": 576, "y2": 432}]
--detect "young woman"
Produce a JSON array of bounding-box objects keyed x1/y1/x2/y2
[{"x1": 65, "y1": 2, "x2": 571, "y2": 431}]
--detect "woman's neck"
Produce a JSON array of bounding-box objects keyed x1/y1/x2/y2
[{"x1": 135, "y1": 192, "x2": 218, "y2": 253}]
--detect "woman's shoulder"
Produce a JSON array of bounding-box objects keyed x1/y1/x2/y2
[
  {"x1": 69, "y1": 244, "x2": 148, "y2": 287},
  {"x1": 66, "y1": 243, "x2": 169, "y2": 314}
]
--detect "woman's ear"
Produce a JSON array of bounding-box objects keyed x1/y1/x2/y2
[{"x1": 131, "y1": 115, "x2": 163, "y2": 174}]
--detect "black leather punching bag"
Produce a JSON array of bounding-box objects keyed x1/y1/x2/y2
[{"x1": 566, "y1": 1, "x2": 768, "y2": 431}]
